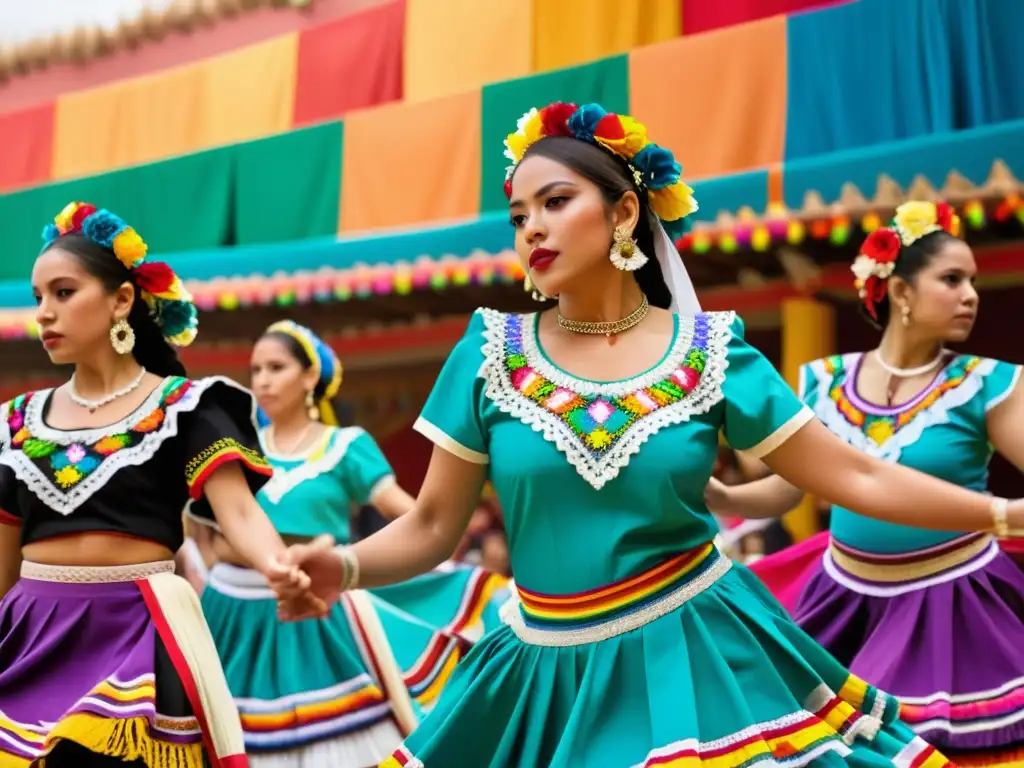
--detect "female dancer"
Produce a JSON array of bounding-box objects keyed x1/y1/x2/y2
[
  {"x1": 0, "y1": 203, "x2": 323, "y2": 767},
  {"x1": 198, "y1": 320, "x2": 506, "y2": 766},
  {"x1": 284, "y1": 102, "x2": 1024, "y2": 767},
  {"x1": 707, "y1": 202, "x2": 1024, "y2": 766}
]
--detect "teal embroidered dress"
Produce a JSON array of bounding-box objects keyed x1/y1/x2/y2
[
  {"x1": 383, "y1": 308, "x2": 954, "y2": 768},
  {"x1": 198, "y1": 426, "x2": 506, "y2": 765}
]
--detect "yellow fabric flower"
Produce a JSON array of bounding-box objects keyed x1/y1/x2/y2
[
  {"x1": 649, "y1": 181, "x2": 699, "y2": 223},
  {"x1": 593, "y1": 115, "x2": 648, "y2": 159},
  {"x1": 54, "y1": 202, "x2": 81, "y2": 234},
  {"x1": 586, "y1": 428, "x2": 613, "y2": 450},
  {"x1": 55, "y1": 465, "x2": 83, "y2": 488},
  {"x1": 504, "y1": 108, "x2": 544, "y2": 164},
  {"x1": 168, "y1": 327, "x2": 198, "y2": 348},
  {"x1": 112, "y1": 228, "x2": 148, "y2": 269},
  {"x1": 893, "y1": 201, "x2": 940, "y2": 246}
]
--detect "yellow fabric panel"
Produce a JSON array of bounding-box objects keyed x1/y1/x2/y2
[
  {"x1": 52, "y1": 65, "x2": 205, "y2": 180},
  {"x1": 404, "y1": 0, "x2": 532, "y2": 102},
  {"x1": 339, "y1": 89, "x2": 482, "y2": 231},
  {"x1": 195, "y1": 34, "x2": 299, "y2": 149},
  {"x1": 533, "y1": 0, "x2": 680, "y2": 73},
  {"x1": 51, "y1": 35, "x2": 297, "y2": 180}
]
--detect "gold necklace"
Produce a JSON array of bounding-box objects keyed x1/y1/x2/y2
[{"x1": 557, "y1": 294, "x2": 650, "y2": 337}]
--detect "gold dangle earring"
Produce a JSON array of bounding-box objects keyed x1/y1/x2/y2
[
  {"x1": 110, "y1": 319, "x2": 135, "y2": 355},
  {"x1": 901, "y1": 305, "x2": 911, "y2": 328},
  {"x1": 609, "y1": 228, "x2": 648, "y2": 272},
  {"x1": 306, "y1": 390, "x2": 320, "y2": 420},
  {"x1": 523, "y1": 274, "x2": 547, "y2": 302}
]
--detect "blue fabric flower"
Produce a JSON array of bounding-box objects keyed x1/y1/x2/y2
[
  {"x1": 632, "y1": 144, "x2": 681, "y2": 191},
  {"x1": 82, "y1": 210, "x2": 126, "y2": 249},
  {"x1": 153, "y1": 299, "x2": 197, "y2": 337},
  {"x1": 41, "y1": 223, "x2": 60, "y2": 246},
  {"x1": 567, "y1": 104, "x2": 607, "y2": 143}
]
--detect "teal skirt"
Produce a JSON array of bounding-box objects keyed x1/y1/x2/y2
[
  {"x1": 201, "y1": 561, "x2": 507, "y2": 759},
  {"x1": 382, "y1": 545, "x2": 954, "y2": 768}
]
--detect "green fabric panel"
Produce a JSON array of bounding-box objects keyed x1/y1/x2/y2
[
  {"x1": 479, "y1": 55, "x2": 630, "y2": 213},
  {"x1": 234, "y1": 121, "x2": 344, "y2": 245},
  {"x1": 0, "y1": 147, "x2": 235, "y2": 281}
]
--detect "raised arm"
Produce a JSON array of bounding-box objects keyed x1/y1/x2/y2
[
  {"x1": 763, "y1": 419, "x2": 1023, "y2": 530},
  {"x1": 705, "y1": 474, "x2": 804, "y2": 519}
]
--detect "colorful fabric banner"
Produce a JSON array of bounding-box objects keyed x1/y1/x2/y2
[
  {"x1": 235, "y1": 122, "x2": 344, "y2": 245},
  {"x1": 629, "y1": 15, "x2": 787, "y2": 180},
  {"x1": 1, "y1": 147, "x2": 235, "y2": 281},
  {"x1": 339, "y1": 90, "x2": 482, "y2": 231},
  {"x1": 533, "y1": 0, "x2": 680, "y2": 73},
  {"x1": 403, "y1": 0, "x2": 532, "y2": 102},
  {"x1": 0, "y1": 103, "x2": 54, "y2": 193},
  {"x1": 479, "y1": 55, "x2": 630, "y2": 213},
  {"x1": 681, "y1": 0, "x2": 846, "y2": 35},
  {"x1": 50, "y1": 35, "x2": 297, "y2": 180},
  {"x1": 293, "y1": 1, "x2": 404, "y2": 126}
]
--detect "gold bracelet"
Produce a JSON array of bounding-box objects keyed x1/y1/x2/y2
[
  {"x1": 334, "y1": 545, "x2": 360, "y2": 591},
  {"x1": 991, "y1": 496, "x2": 1010, "y2": 538}
]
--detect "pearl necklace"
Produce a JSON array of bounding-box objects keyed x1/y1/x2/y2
[
  {"x1": 557, "y1": 294, "x2": 650, "y2": 338},
  {"x1": 69, "y1": 367, "x2": 147, "y2": 413},
  {"x1": 873, "y1": 348, "x2": 946, "y2": 378}
]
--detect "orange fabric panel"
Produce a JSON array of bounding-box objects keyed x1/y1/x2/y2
[
  {"x1": 534, "y1": 0, "x2": 680, "y2": 73},
  {"x1": 404, "y1": 0, "x2": 532, "y2": 102},
  {"x1": 52, "y1": 65, "x2": 205, "y2": 180},
  {"x1": 196, "y1": 34, "x2": 299, "y2": 148},
  {"x1": 0, "y1": 102, "x2": 54, "y2": 192},
  {"x1": 628, "y1": 15, "x2": 787, "y2": 180},
  {"x1": 339, "y1": 90, "x2": 481, "y2": 231}
]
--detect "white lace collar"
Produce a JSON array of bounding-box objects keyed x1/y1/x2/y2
[
  {"x1": 258, "y1": 426, "x2": 363, "y2": 505},
  {"x1": 0, "y1": 376, "x2": 249, "y2": 516},
  {"x1": 478, "y1": 308, "x2": 733, "y2": 490},
  {"x1": 809, "y1": 353, "x2": 994, "y2": 462}
]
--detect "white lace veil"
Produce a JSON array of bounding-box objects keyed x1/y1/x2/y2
[{"x1": 649, "y1": 210, "x2": 701, "y2": 316}]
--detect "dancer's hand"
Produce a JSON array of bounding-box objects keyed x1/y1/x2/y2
[
  {"x1": 277, "y1": 535, "x2": 344, "y2": 621},
  {"x1": 263, "y1": 557, "x2": 327, "y2": 622},
  {"x1": 704, "y1": 477, "x2": 731, "y2": 515}
]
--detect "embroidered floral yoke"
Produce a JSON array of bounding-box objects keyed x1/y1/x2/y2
[
  {"x1": 0, "y1": 376, "x2": 270, "y2": 767},
  {"x1": 382, "y1": 309, "x2": 954, "y2": 768}
]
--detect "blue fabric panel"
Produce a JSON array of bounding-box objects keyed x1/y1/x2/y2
[{"x1": 691, "y1": 170, "x2": 769, "y2": 222}]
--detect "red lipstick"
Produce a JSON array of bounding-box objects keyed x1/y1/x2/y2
[{"x1": 529, "y1": 248, "x2": 559, "y2": 270}]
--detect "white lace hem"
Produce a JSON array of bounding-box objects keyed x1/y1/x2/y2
[{"x1": 413, "y1": 417, "x2": 489, "y2": 464}]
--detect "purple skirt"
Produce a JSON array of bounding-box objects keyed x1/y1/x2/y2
[
  {"x1": 0, "y1": 561, "x2": 246, "y2": 768},
  {"x1": 795, "y1": 533, "x2": 1024, "y2": 756}
]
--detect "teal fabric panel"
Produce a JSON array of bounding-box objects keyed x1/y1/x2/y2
[
  {"x1": 234, "y1": 122, "x2": 343, "y2": 245},
  {"x1": 0, "y1": 147, "x2": 235, "y2": 281},
  {"x1": 782, "y1": 118, "x2": 1024, "y2": 209},
  {"x1": 691, "y1": 171, "x2": 769, "y2": 222},
  {"x1": 785, "y1": 0, "x2": 1024, "y2": 161}
]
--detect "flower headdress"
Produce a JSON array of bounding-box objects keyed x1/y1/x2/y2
[
  {"x1": 852, "y1": 200, "x2": 962, "y2": 320},
  {"x1": 503, "y1": 102, "x2": 698, "y2": 239},
  {"x1": 42, "y1": 202, "x2": 199, "y2": 347},
  {"x1": 503, "y1": 102, "x2": 702, "y2": 315},
  {"x1": 265, "y1": 320, "x2": 342, "y2": 426}
]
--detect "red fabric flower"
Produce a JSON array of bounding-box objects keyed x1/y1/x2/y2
[
  {"x1": 503, "y1": 177, "x2": 513, "y2": 200},
  {"x1": 133, "y1": 261, "x2": 175, "y2": 294},
  {"x1": 69, "y1": 204, "x2": 97, "y2": 234},
  {"x1": 593, "y1": 113, "x2": 625, "y2": 141},
  {"x1": 935, "y1": 201, "x2": 962, "y2": 236},
  {"x1": 539, "y1": 102, "x2": 576, "y2": 137},
  {"x1": 862, "y1": 275, "x2": 888, "y2": 320},
  {"x1": 861, "y1": 228, "x2": 900, "y2": 263}
]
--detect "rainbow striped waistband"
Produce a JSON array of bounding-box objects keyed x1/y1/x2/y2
[
  {"x1": 825, "y1": 532, "x2": 997, "y2": 597},
  {"x1": 500, "y1": 543, "x2": 730, "y2": 647}
]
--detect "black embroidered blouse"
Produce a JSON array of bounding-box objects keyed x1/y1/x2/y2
[{"x1": 0, "y1": 376, "x2": 271, "y2": 551}]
